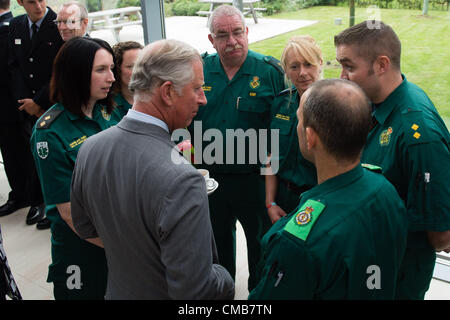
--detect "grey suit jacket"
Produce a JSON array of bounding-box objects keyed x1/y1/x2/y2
[{"x1": 71, "y1": 116, "x2": 234, "y2": 300}]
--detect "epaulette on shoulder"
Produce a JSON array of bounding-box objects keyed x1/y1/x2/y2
[
  {"x1": 361, "y1": 163, "x2": 383, "y2": 174},
  {"x1": 37, "y1": 108, "x2": 63, "y2": 129},
  {"x1": 201, "y1": 51, "x2": 209, "y2": 59},
  {"x1": 400, "y1": 107, "x2": 432, "y2": 145},
  {"x1": 263, "y1": 56, "x2": 284, "y2": 74},
  {"x1": 277, "y1": 87, "x2": 296, "y2": 97}
]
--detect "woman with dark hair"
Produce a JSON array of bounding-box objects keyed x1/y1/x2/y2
[
  {"x1": 111, "y1": 41, "x2": 143, "y2": 118},
  {"x1": 30, "y1": 37, "x2": 121, "y2": 300}
]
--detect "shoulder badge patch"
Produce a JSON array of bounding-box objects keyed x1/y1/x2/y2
[
  {"x1": 263, "y1": 56, "x2": 284, "y2": 74},
  {"x1": 284, "y1": 199, "x2": 325, "y2": 241},
  {"x1": 37, "y1": 108, "x2": 63, "y2": 129},
  {"x1": 36, "y1": 141, "x2": 49, "y2": 159}
]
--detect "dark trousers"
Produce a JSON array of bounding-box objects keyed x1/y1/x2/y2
[
  {"x1": 395, "y1": 245, "x2": 436, "y2": 300},
  {"x1": 0, "y1": 120, "x2": 43, "y2": 206},
  {"x1": 276, "y1": 179, "x2": 305, "y2": 215},
  {"x1": 208, "y1": 172, "x2": 271, "y2": 292}
]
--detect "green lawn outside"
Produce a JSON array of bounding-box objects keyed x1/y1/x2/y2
[{"x1": 249, "y1": 6, "x2": 450, "y2": 124}]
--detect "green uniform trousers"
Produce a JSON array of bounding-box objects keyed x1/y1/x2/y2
[
  {"x1": 395, "y1": 239, "x2": 436, "y2": 300},
  {"x1": 49, "y1": 221, "x2": 107, "y2": 300},
  {"x1": 208, "y1": 172, "x2": 271, "y2": 291},
  {"x1": 275, "y1": 180, "x2": 303, "y2": 215}
]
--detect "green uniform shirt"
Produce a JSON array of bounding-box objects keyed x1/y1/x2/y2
[
  {"x1": 113, "y1": 93, "x2": 132, "y2": 119},
  {"x1": 31, "y1": 103, "x2": 121, "y2": 287},
  {"x1": 190, "y1": 50, "x2": 285, "y2": 173},
  {"x1": 249, "y1": 164, "x2": 408, "y2": 299},
  {"x1": 270, "y1": 87, "x2": 316, "y2": 188},
  {"x1": 361, "y1": 75, "x2": 450, "y2": 246},
  {"x1": 31, "y1": 103, "x2": 121, "y2": 215}
]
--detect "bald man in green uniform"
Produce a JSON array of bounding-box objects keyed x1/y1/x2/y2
[
  {"x1": 335, "y1": 21, "x2": 450, "y2": 300},
  {"x1": 249, "y1": 79, "x2": 408, "y2": 300},
  {"x1": 189, "y1": 5, "x2": 284, "y2": 291}
]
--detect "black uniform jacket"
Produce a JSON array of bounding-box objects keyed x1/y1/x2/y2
[
  {"x1": 8, "y1": 7, "x2": 63, "y2": 113},
  {"x1": 0, "y1": 11, "x2": 21, "y2": 123}
]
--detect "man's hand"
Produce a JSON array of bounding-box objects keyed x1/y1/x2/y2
[
  {"x1": 18, "y1": 99, "x2": 44, "y2": 117},
  {"x1": 428, "y1": 230, "x2": 450, "y2": 252},
  {"x1": 267, "y1": 205, "x2": 286, "y2": 224}
]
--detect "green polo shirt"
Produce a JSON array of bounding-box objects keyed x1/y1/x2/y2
[
  {"x1": 113, "y1": 93, "x2": 132, "y2": 119},
  {"x1": 31, "y1": 103, "x2": 122, "y2": 227},
  {"x1": 190, "y1": 50, "x2": 285, "y2": 174},
  {"x1": 270, "y1": 87, "x2": 316, "y2": 188},
  {"x1": 361, "y1": 75, "x2": 450, "y2": 247},
  {"x1": 249, "y1": 164, "x2": 408, "y2": 299}
]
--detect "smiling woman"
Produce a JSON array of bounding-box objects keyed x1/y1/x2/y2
[{"x1": 29, "y1": 37, "x2": 122, "y2": 300}]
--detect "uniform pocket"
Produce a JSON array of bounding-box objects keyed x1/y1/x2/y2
[
  {"x1": 236, "y1": 96, "x2": 267, "y2": 113},
  {"x1": 236, "y1": 97, "x2": 271, "y2": 130},
  {"x1": 271, "y1": 118, "x2": 293, "y2": 136}
]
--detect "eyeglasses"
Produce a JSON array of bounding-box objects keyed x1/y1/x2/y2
[
  {"x1": 213, "y1": 29, "x2": 246, "y2": 41},
  {"x1": 53, "y1": 19, "x2": 81, "y2": 26}
]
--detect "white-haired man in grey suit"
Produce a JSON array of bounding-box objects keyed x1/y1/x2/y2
[{"x1": 70, "y1": 39, "x2": 235, "y2": 300}]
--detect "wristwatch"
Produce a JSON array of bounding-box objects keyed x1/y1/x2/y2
[{"x1": 266, "y1": 202, "x2": 277, "y2": 209}]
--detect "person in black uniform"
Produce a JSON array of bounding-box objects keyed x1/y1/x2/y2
[
  {"x1": 7, "y1": 0, "x2": 63, "y2": 229},
  {"x1": 0, "y1": 0, "x2": 33, "y2": 218}
]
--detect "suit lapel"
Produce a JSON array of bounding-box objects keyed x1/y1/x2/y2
[{"x1": 15, "y1": 14, "x2": 32, "y2": 55}]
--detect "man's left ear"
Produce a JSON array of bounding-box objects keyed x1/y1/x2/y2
[{"x1": 374, "y1": 55, "x2": 390, "y2": 75}]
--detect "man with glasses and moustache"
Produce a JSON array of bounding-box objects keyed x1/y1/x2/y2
[{"x1": 189, "y1": 4, "x2": 285, "y2": 292}]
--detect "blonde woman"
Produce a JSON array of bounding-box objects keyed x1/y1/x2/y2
[{"x1": 265, "y1": 35, "x2": 323, "y2": 223}]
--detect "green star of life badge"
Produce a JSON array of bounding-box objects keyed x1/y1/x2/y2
[{"x1": 36, "y1": 141, "x2": 49, "y2": 159}]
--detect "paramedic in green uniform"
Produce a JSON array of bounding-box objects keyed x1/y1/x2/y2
[
  {"x1": 265, "y1": 35, "x2": 321, "y2": 224},
  {"x1": 249, "y1": 79, "x2": 408, "y2": 299},
  {"x1": 189, "y1": 5, "x2": 284, "y2": 291},
  {"x1": 31, "y1": 37, "x2": 121, "y2": 299},
  {"x1": 335, "y1": 21, "x2": 450, "y2": 300},
  {"x1": 111, "y1": 41, "x2": 143, "y2": 118}
]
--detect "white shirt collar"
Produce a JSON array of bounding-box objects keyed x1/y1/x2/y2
[{"x1": 125, "y1": 109, "x2": 169, "y2": 133}]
